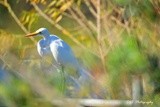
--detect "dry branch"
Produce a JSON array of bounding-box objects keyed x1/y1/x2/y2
[{"x1": 1, "y1": 0, "x2": 37, "y2": 44}]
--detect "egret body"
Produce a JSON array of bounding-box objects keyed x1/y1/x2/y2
[
  {"x1": 26, "y1": 28, "x2": 82, "y2": 92},
  {"x1": 26, "y1": 28, "x2": 81, "y2": 72},
  {"x1": 26, "y1": 28, "x2": 106, "y2": 98}
]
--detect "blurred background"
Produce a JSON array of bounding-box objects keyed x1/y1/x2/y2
[{"x1": 0, "y1": 0, "x2": 160, "y2": 106}]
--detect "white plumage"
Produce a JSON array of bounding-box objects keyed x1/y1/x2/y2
[{"x1": 26, "y1": 28, "x2": 106, "y2": 98}]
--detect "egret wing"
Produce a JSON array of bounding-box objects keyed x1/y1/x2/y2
[
  {"x1": 50, "y1": 39, "x2": 79, "y2": 68},
  {"x1": 37, "y1": 40, "x2": 51, "y2": 56}
]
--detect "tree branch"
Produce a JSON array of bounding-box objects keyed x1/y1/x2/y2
[
  {"x1": 72, "y1": 5, "x2": 97, "y2": 31},
  {"x1": 4, "y1": 0, "x2": 28, "y2": 34},
  {"x1": 31, "y1": 2, "x2": 98, "y2": 57},
  {"x1": 2, "y1": 0, "x2": 36, "y2": 44},
  {"x1": 84, "y1": 0, "x2": 97, "y2": 18},
  {"x1": 97, "y1": 0, "x2": 106, "y2": 73},
  {"x1": 68, "y1": 8, "x2": 96, "y2": 41}
]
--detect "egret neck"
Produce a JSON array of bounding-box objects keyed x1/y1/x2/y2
[{"x1": 41, "y1": 30, "x2": 50, "y2": 40}]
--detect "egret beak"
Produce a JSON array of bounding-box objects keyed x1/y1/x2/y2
[{"x1": 25, "y1": 32, "x2": 39, "y2": 37}]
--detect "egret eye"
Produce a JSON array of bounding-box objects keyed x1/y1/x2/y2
[{"x1": 39, "y1": 32, "x2": 42, "y2": 34}]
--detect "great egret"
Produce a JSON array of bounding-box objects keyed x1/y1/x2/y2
[
  {"x1": 25, "y1": 28, "x2": 106, "y2": 98},
  {"x1": 25, "y1": 28, "x2": 84, "y2": 92}
]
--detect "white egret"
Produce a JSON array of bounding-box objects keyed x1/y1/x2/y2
[
  {"x1": 25, "y1": 28, "x2": 106, "y2": 98},
  {"x1": 25, "y1": 28, "x2": 84, "y2": 92}
]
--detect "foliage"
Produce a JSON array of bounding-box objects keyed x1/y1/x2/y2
[
  {"x1": 0, "y1": 0, "x2": 160, "y2": 106},
  {"x1": 108, "y1": 35, "x2": 148, "y2": 74}
]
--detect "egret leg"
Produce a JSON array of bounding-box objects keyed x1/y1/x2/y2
[{"x1": 60, "y1": 65, "x2": 65, "y2": 94}]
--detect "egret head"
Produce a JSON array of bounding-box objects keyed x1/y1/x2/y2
[{"x1": 25, "y1": 28, "x2": 50, "y2": 37}]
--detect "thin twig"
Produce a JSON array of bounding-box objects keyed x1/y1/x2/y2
[
  {"x1": 84, "y1": 0, "x2": 97, "y2": 18},
  {"x1": 4, "y1": 0, "x2": 28, "y2": 34},
  {"x1": 72, "y1": 5, "x2": 97, "y2": 31},
  {"x1": 97, "y1": 0, "x2": 101, "y2": 42},
  {"x1": 2, "y1": 0, "x2": 36, "y2": 44},
  {"x1": 96, "y1": 0, "x2": 106, "y2": 73},
  {"x1": 90, "y1": 0, "x2": 97, "y2": 9},
  {"x1": 68, "y1": 8, "x2": 96, "y2": 41},
  {"x1": 68, "y1": 8, "x2": 90, "y2": 32}
]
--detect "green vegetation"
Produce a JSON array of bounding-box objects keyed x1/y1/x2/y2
[{"x1": 0, "y1": 0, "x2": 160, "y2": 106}]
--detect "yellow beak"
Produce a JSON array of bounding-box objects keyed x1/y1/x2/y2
[{"x1": 25, "y1": 32, "x2": 39, "y2": 37}]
